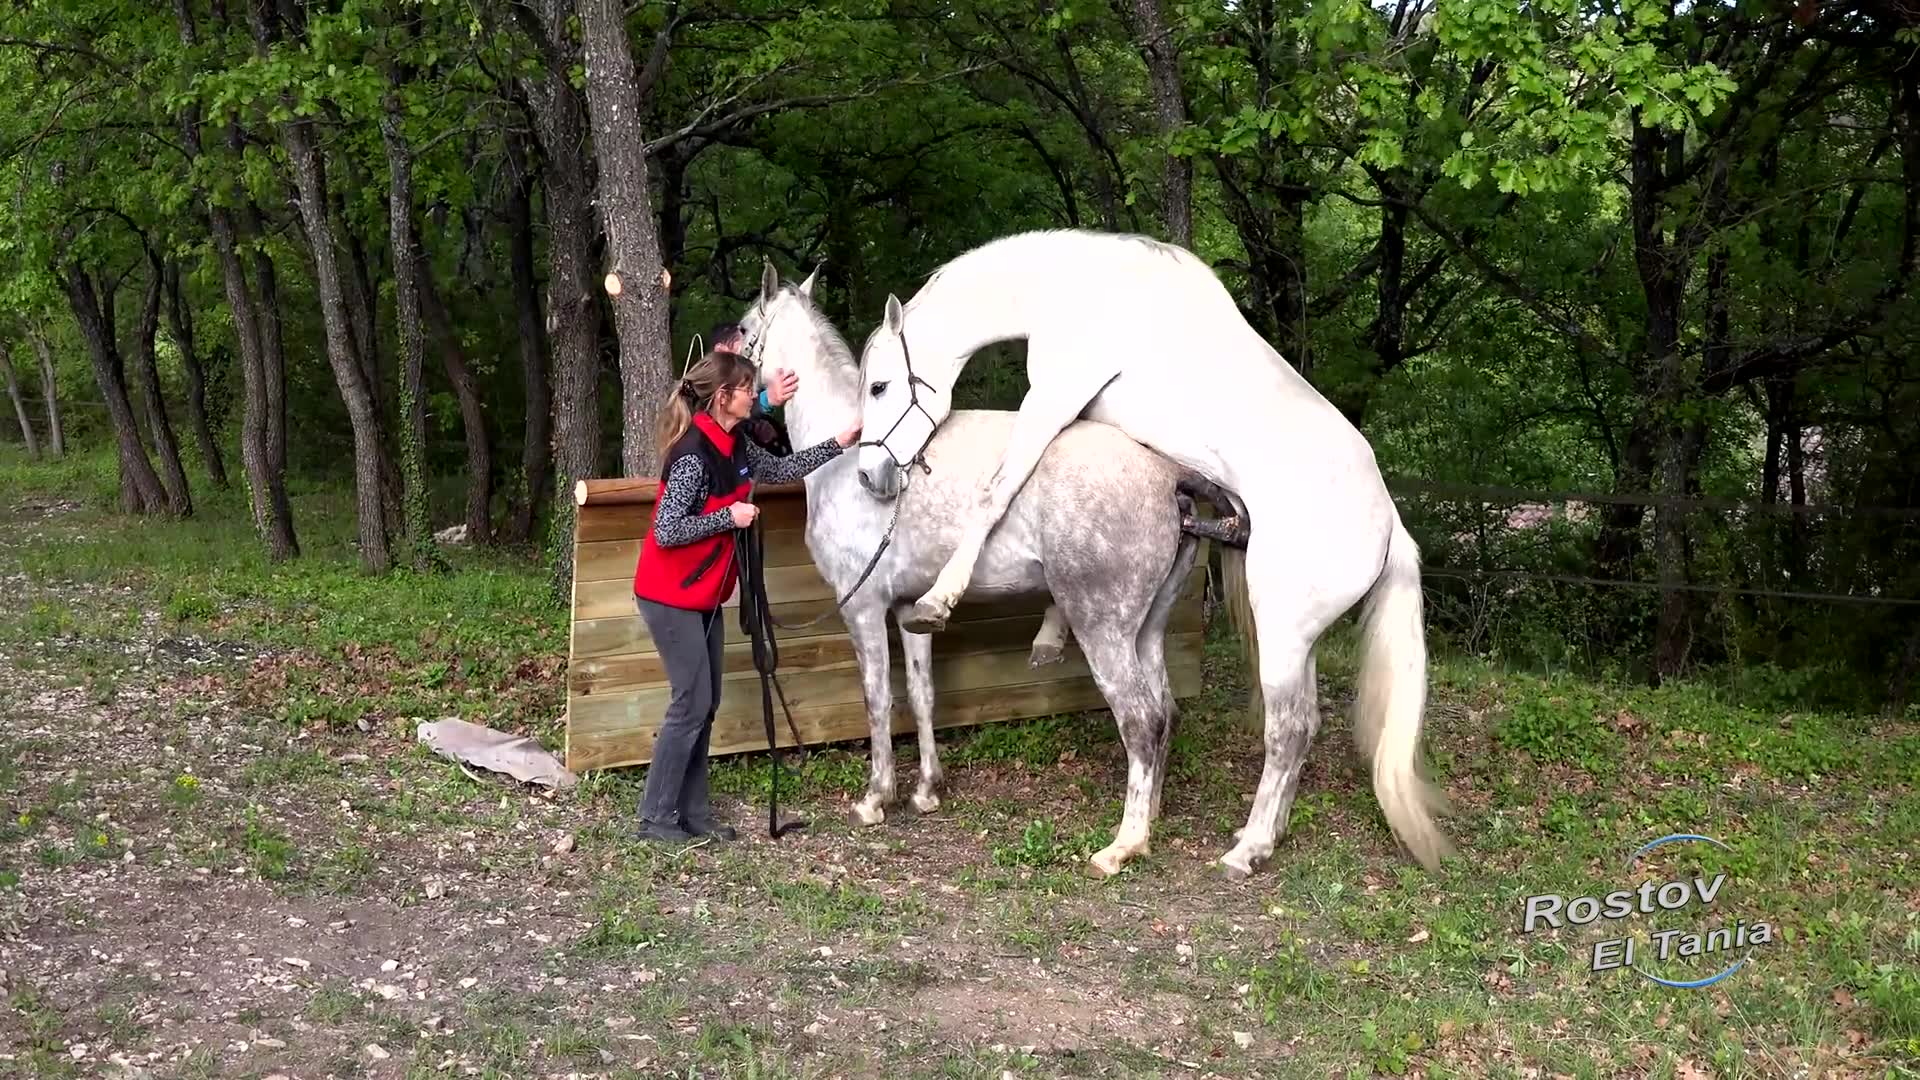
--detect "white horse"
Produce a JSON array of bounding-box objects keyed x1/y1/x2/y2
[
  {"x1": 852, "y1": 229, "x2": 1452, "y2": 878},
  {"x1": 736, "y1": 262, "x2": 1219, "y2": 876}
]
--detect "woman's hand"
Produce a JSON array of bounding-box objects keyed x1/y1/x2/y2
[
  {"x1": 836, "y1": 422, "x2": 862, "y2": 449},
  {"x1": 766, "y1": 368, "x2": 799, "y2": 407},
  {"x1": 729, "y1": 502, "x2": 760, "y2": 528}
]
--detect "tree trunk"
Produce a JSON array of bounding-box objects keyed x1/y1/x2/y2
[
  {"x1": 504, "y1": 129, "x2": 552, "y2": 547},
  {"x1": 163, "y1": 259, "x2": 229, "y2": 488},
  {"x1": 419, "y1": 235, "x2": 496, "y2": 546},
  {"x1": 28, "y1": 329, "x2": 64, "y2": 457},
  {"x1": 1127, "y1": 0, "x2": 1191, "y2": 247},
  {"x1": 181, "y1": 0, "x2": 295, "y2": 555},
  {"x1": 238, "y1": 197, "x2": 291, "y2": 483},
  {"x1": 127, "y1": 253, "x2": 194, "y2": 516},
  {"x1": 514, "y1": 0, "x2": 606, "y2": 595},
  {"x1": 382, "y1": 84, "x2": 440, "y2": 572},
  {"x1": 576, "y1": 0, "x2": 673, "y2": 480},
  {"x1": 0, "y1": 343, "x2": 39, "y2": 458},
  {"x1": 253, "y1": 0, "x2": 389, "y2": 572},
  {"x1": 1631, "y1": 117, "x2": 1696, "y2": 683},
  {"x1": 62, "y1": 267, "x2": 168, "y2": 514}
]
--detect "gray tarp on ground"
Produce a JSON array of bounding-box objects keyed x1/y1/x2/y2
[{"x1": 416, "y1": 717, "x2": 579, "y2": 790}]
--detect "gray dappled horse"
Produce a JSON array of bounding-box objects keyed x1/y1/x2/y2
[{"x1": 735, "y1": 263, "x2": 1225, "y2": 876}]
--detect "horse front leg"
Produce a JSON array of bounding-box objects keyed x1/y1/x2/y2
[
  {"x1": 896, "y1": 620, "x2": 944, "y2": 813},
  {"x1": 901, "y1": 366, "x2": 1120, "y2": 635},
  {"x1": 844, "y1": 604, "x2": 898, "y2": 826}
]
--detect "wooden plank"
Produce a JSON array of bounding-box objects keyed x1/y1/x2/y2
[
  {"x1": 573, "y1": 530, "x2": 812, "y2": 584},
  {"x1": 570, "y1": 611, "x2": 1085, "y2": 695},
  {"x1": 576, "y1": 496, "x2": 808, "y2": 543},
  {"x1": 577, "y1": 551, "x2": 1206, "y2": 625},
  {"x1": 565, "y1": 643, "x2": 1205, "y2": 771},
  {"x1": 571, "y1": 563, "x2": 835, "y2": 621},
  {"x1": 568, "y1": 599, "x2": 1208, "y2": 689},
  {"x1": 569, "y1": 590, "x2": 1084, "y2": 660},
  {"x1": 576, "y1": 477, "x2": 805, "y2": 506}
]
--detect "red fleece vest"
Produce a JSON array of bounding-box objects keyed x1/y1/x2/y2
[{"x1": 632, "y1": 412, "x2": 754, "y2": 612}]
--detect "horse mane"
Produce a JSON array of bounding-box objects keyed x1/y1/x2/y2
[{"x1": 781, "y1": 287, "x2": 858, "y2": 367}]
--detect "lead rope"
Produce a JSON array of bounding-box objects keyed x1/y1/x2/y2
[{"x1": 738, "y1": 481, "x2": 810, "y2": 839}]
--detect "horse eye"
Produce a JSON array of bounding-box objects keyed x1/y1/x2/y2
[{"x1": 869, "y1": 381, "x2": 888, "y2": 398}]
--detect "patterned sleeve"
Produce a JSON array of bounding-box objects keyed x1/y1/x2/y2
[
  {"x1": 651, "y1": 456, "x2": 736, "y2": 547},
  {"x1": 742, "y1": 436, "x2": 844, "y2": 485}
]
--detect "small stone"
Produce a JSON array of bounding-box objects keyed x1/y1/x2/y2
[
  {"x1": 553, "y1": 833, "x2": 576, "y2": 855},
  {"x1": 254, "y1": 1038, "x2": 286, "y2": 1050},
  {"x1": 375, "y1": 985, "x2": 405, "y2": 1001},
  {"x1": 424, "y1": 879, "x2": 445, "y2": 900},
  {"x1": 804, "y1": 1021, "x2": 825, "y2": 1036},
  {"x1": 281, "y1": 958, "x2": 310, "y2": 971},
  {"x1": 381, "y1": 960, "x2": 399, "y2": 973},
  {"x1": 365, "y1": 1044, "x2": 389, "y2": 1061},
  {"x1": 286, "y1": 917, "x2": 307, "y2": 929},
  {"x1": 813, "y1": 946, "x2": 833, "y2": 958},
  {"x1": 328, "y1": 920, "x2": 351, "y2": 932},
  {"x1": 1233, "y1": 1031, "x2": 1253, "y2": 1049},
  {"x1": 1175, "y1": 943, "x2": 1194, "y2": 963},
  {"x1": 70, "y1": 1044, "x2": 90, "y2": 1060},
  {"x1": 458, "y1": 977, "x2": 478, "y2": 989}
]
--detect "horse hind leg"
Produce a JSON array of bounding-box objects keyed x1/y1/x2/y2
[
  {"x1": 1073, "y1": 625, "x2": 1165, "y2": 879},
  {"x1": 898, "y1": 622, "x2": 944, "y2": 814},
  {"x1": 1218, "y1": 531, "x2": 1364, "y2": 880},
  {"x1": 1029, "y1": 604, "x2": 1071, "y2": 667},
  {"x1": 1138, "y1": 534, "x2": 1201, "y2": 821}
]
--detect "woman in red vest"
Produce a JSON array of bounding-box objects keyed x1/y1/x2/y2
[{"x1": 633, "y1": 349, "x2": 859, "y2": 843}]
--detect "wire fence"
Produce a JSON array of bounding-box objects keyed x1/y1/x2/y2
[{"x1": 6, "y1": 408, "x2": 1916, "y2": 608}]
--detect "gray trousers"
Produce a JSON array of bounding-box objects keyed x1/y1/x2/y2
[{"x1": 636, "y1": 596, "x2": 727, "y2": 826}]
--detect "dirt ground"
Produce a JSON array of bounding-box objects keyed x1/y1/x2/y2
[{"x1": 2, "y1": 495, "x2": 1914, "y2": 1080}]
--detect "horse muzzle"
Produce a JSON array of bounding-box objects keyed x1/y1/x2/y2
[{"x1": 857, "y1": 461, "x2": 902, "y2": 500}]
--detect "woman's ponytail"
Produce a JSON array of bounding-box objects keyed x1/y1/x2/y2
[{"x1": 656, "y1": 349, "x2": 758, "y2": 461}]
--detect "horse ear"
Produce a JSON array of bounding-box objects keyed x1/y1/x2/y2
[
  {"x1": 759, "y1": 259, "x2": 780, "y2": 304},
  {"x1": 884, "y1": 293, "x2": 904, "y2": 335},
  {"x1": 798, "y1": 263, "x2": 821, "y2": 298}
]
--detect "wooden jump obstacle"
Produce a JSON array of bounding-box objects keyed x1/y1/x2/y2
[{"x1": 563, "y1": 477, "x2": 1208, "y2": 773}]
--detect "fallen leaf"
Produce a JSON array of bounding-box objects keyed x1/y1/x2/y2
[
  {"x1": 1846, "y1": 1029, "x2": 1868, "y2": 1048},
  {"x1": 1407, "y1": 929, "x2": 1430, "y2": 944},
  {"x1": 1832, "y1": 988, "x2": 1855, "y2": 1008},
  {"x1": 1674, "y1": 1059, "x2": 1710, "y2": 1080}
]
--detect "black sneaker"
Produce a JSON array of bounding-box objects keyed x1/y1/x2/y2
[
  {"x1": 684, "y1": 819, "x2": 737, "y2": 842},
  {"x1": 636, "y1": 818, "x2": 693, "y2": 844}
]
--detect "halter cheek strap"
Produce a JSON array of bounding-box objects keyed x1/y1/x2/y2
[{"x1": 857, "y1": 328, "x2": 937, "y2": 482}]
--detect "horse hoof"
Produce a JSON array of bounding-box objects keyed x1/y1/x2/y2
[
  {"x1": 850, "y1": 801, "x2": 886, "y2": 827},
  {"x1": 1216, "y1": 852, "x2": 1257, "y2": 881},
  {"x1": 1085, "y1": 856, "x2": 1121, "y2": 880},
  {"x1": 1028, "y1": 643, "x2": 1064, "y2": 667},
  {"x1": 911, "y1": 791, "x2": 941, "y2": 815},
  {"x1": 900, "y1": 601, "x2": 950, "y2": 635}
]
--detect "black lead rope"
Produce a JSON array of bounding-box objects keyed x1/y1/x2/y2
[{"x1": 736, "y1": 493, "x2": 809, "y2": 839}]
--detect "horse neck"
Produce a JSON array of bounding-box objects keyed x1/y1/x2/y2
[
  {"x1": 903, "y1": 259, "x2": 1033, "y2": 379},
  {"x1": 770, "y1": 318, "x2": 860, "y2": 450}
]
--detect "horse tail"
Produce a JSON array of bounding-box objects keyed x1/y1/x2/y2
[
  {"x1": 1352, "y1": 511, "x2": 1452, "y2": 871},
  {"x1": 1219, "y1": 545, "x2": 1261, "y2": 728}
]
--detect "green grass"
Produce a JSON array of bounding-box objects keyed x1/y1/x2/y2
[{"x1": 4, "y1": 447, "x2": 1919, "y2": 1076}]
